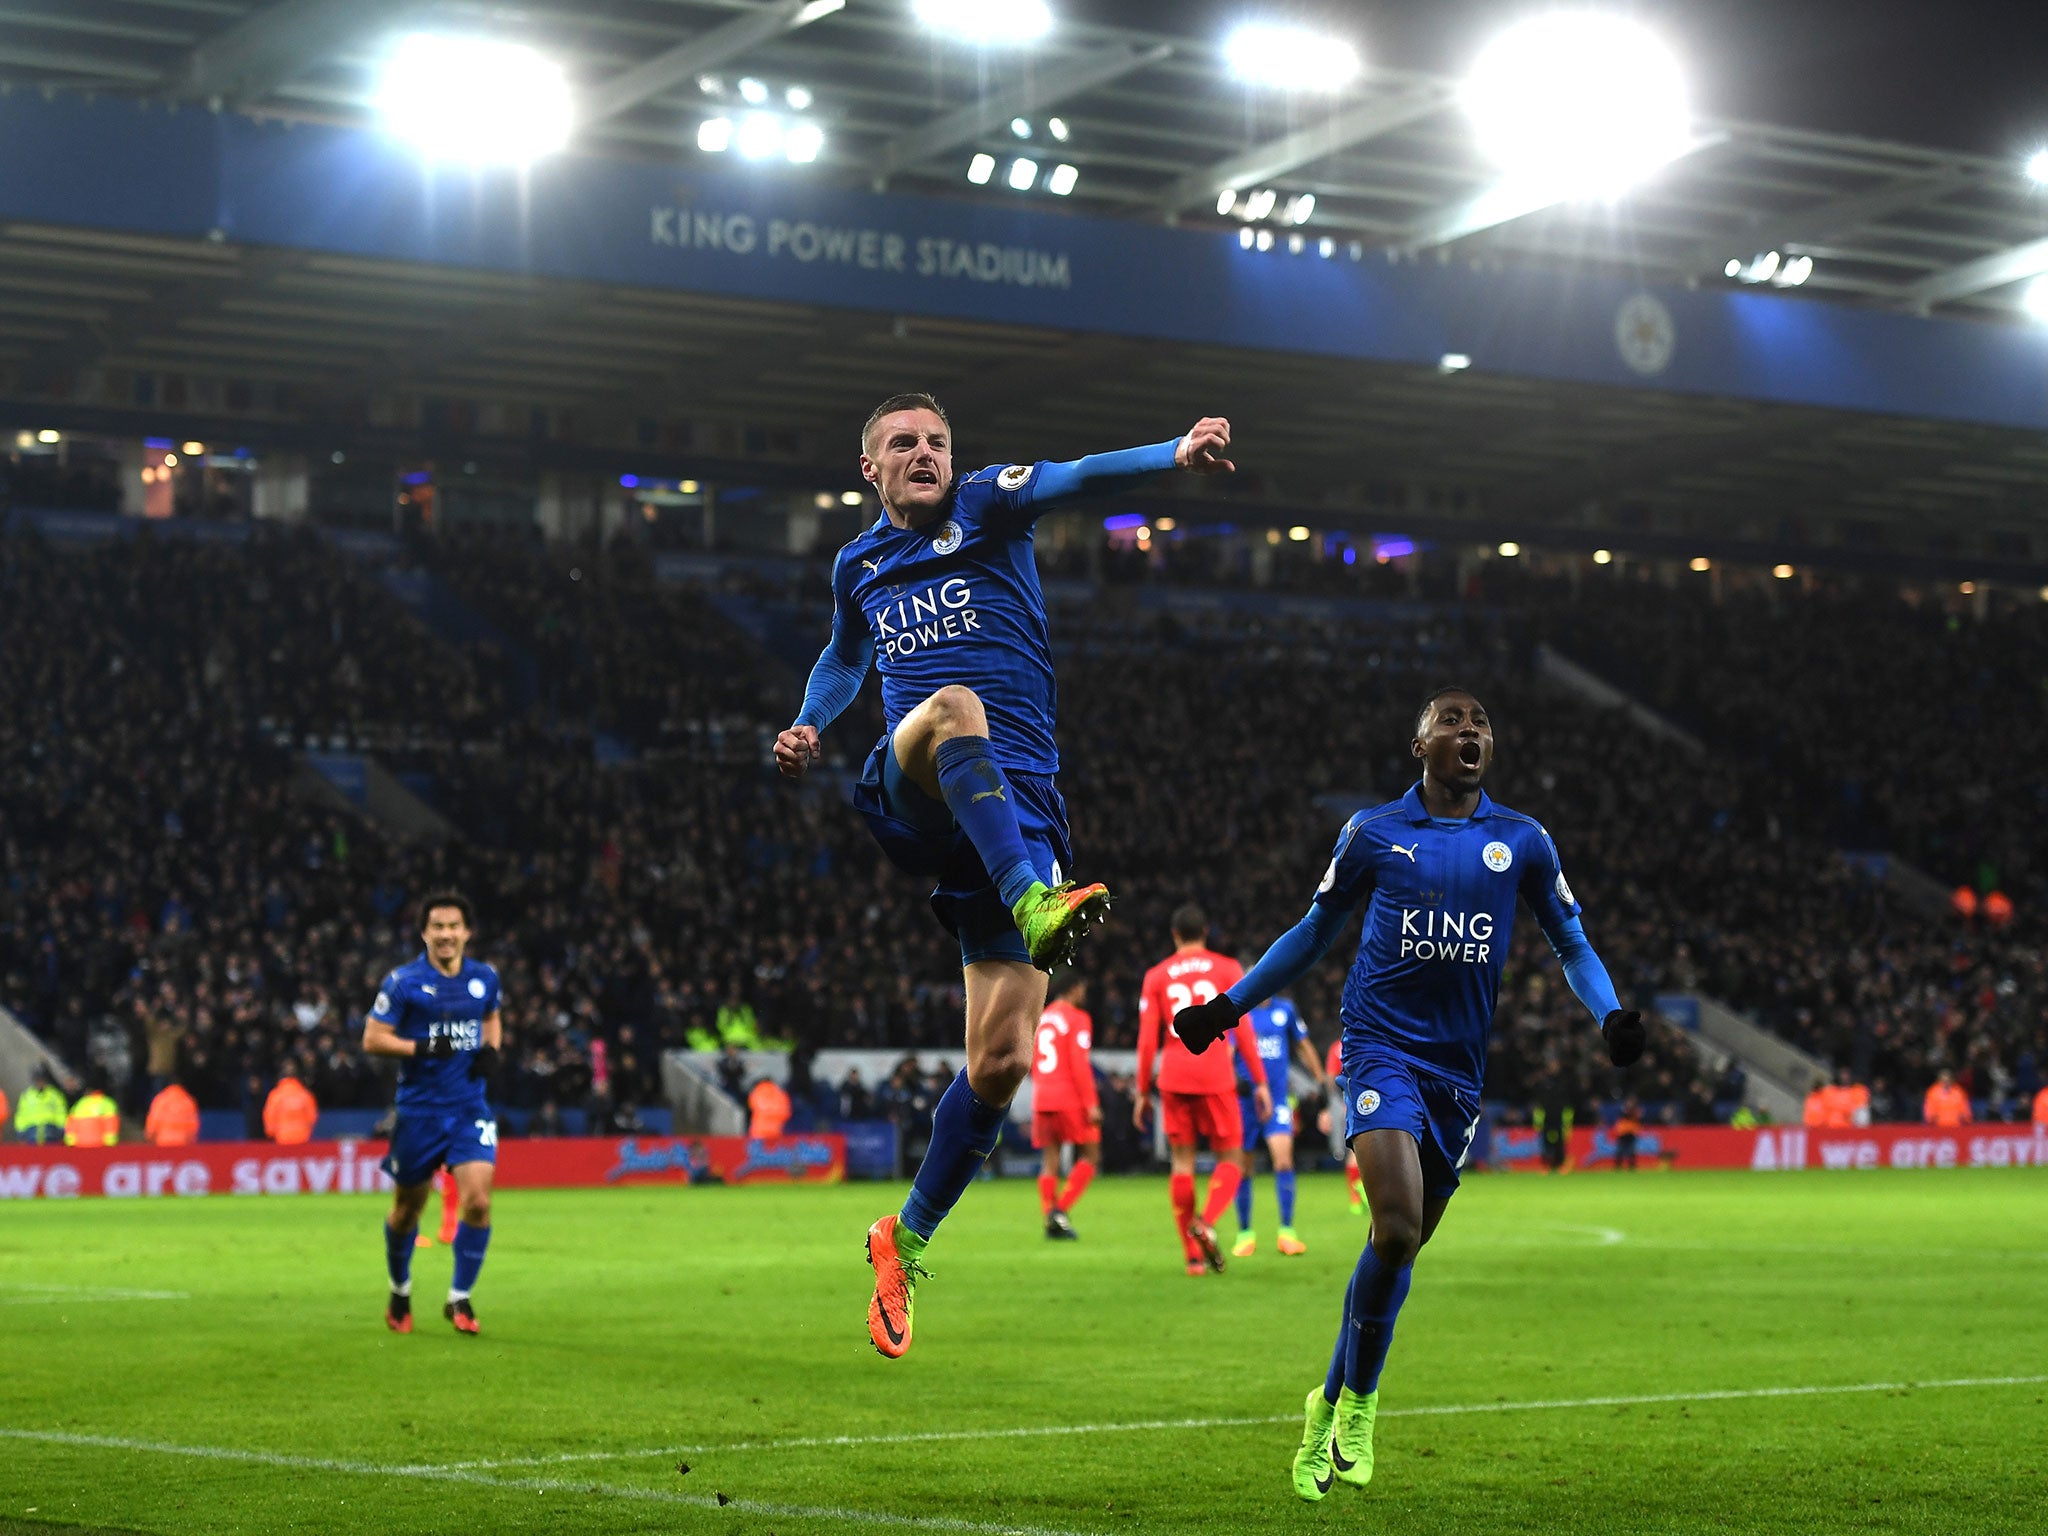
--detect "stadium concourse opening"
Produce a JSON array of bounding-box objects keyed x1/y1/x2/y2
[{"x1": 4, "y1": 1, "x2": 2048, "y2": 1531}]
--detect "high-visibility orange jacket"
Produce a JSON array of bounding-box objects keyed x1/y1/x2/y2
[
  {"x1": 64, "y1": 1091, "x2": 120, "y2": 1147},
  {"x1": 145, "y1": 1084, "x2": 201, "y2": 1147},
  {"x1": 263, "y1": 1076, "x2": 319, "y2": 1145},
  {"x1": 747, "y1": 1080, "x2": 791, "y2": 1140},
  {"x1": 1802, "y1": 1089, "x2": 1829, "y2": 1127},
  {"x1": 2034, "y1": 1086, "x2": 2048, "y2": 1127},
  {"x1": 1923, "y1": 1082, "x2": 1972, "y2": 1128}
]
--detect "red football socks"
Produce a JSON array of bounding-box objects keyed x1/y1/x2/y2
[
  {"x1": 1201, "y1": 1161, "x2": 1242, "y2": 1226},
  {"x1": 1037, "y1": 1173, "x2": 1058, "y2": 1219},
  {"x1": 1057, "y1": 1160, "x2": 1094, "y2": 1212},
  {"x1": 1170, "y1": 1172, "x2": 1198, "y2": 1259}
]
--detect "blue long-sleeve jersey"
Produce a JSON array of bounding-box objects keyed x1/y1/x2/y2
[
  {"x1": 1226, "y1": 784, "x2": 1622, "y2": 1096},
  {"x1": 794, "y1": 441, "x2": 1180, "y2": 774}
]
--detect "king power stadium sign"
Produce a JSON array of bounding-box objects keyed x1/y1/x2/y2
[{"x1": 651, "y1": 205, "x2": 1071, "y2": 290}]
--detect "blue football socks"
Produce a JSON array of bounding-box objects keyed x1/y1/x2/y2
[
  {"x1": 384, "y1": 1218, "x2": 416, "y2": 1293},
  {"x1": 900, "y1": 1069, "x2": 1008, "y2": 1241},
  {"x1": 1275, "y1": 1168, "x2": 1297, "y2": 1229},
  {"x1": 1331, "y1": 1239, "x2": 1413, "y2": 1398},
  {"x1": 1235, "y1": 1167, "x2": 1254, "y2": 1231},
  {"x1": 449, "y1": 1221, "x2": 491, "y2": 1299},
  {"x1": 933, "y1": 736, "x2": 1037, "y2": 907}
]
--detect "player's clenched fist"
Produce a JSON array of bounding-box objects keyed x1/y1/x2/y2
[
  {"x1": 774, "y1": 724, "x2": 821, "y2": 779},
  {"x1": 1176, "y1": 416, "x2": 1234, "y2": 475},
  {"x1": 1602, "y1": 1009, "x2": 1646, "y2": 1067},
  {"x1": 1172, "y1": 994, "x2": 1242, "y2": 1054}
]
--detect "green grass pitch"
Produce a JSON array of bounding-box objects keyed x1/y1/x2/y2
[{"x1": 1, "y1": 1168, "x2": 2042, "y2": 1535}]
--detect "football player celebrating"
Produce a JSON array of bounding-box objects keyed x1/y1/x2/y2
[{"x1": 1173, "y1": 688, "x2": 1642, "y2": 1499}]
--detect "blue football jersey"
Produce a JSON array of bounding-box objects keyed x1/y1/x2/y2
[
  {"x1": 1314, "y1": 785, "x2": 1581, "y2": 1095},
  {"x1": 829, "y1": 462, "x2": 1072, "y2": 774},
  {"x1": 369, "y1": 954, "x2": 500, "y2": 1110},
  {"x1": 1237, "y1": 996, "x2": 1309, "y2": 1097}
]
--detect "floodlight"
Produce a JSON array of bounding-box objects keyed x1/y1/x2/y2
[
  {"x1": 1288, "y1": 525, "x2": 1311, "y2": 541},
  {"x1": 1048, "y1": 116, "x2": 1070, "y2": 141},
  {"x1": 913, "y1": 0, "x2": 1054, "y2": 45},
  {"x1": 814, "y1": 492, "x2": 836, "y2": 510},
  {"x1": 1287, "y1": 233, "x2": 1304, "y2": 253},
  {"x1": 2022, "y1": 274, "x2": 2048, "y2": 321},
  {"x1": 1225, "y1": 23, "x2": 1361, "y2": 92},
  {"x1": 1689, "y1": 556, "x2": 1711, "y2": 572},
  {"x1": 738, "y1": 77, "x2": 769, "y2": 104},
  {"x1": 679, "y1": 480, "x2": 699, "y2": 494},
  {"x1": 1244, "y1": 187, "x2": 1277, "y2": 220},
  {"x1": 1217, "y1": 189, "x2": 1238, "y2": 215},
  {"x1": 1286, "y1": 192, "x2": 1315, "y2": 224},
  {"x1": 1773, "y1": 564, "x2": 1795, "y2": 579},
  {"x1": 1238, "y1": 227, "x2": 1255, "y2": 249},
  {"x1": 375, "y1": 35, "x2": 573, "y2": 166},
  {"x1": 1008, "y1": 156, "x2": 1038, "y2": 190},
  {"x1": 36, "y1": 428, "x2": 59, "y2": 444},
  {"x1": 1011, "y1": 117, "x2": 1032, "y2": 138},
  {"x1": 796, "y1": 0, "x2": 846, "y2": 21},
  {"x1": 967, "y1": 152, "x2": 996, "y2": 184},
  {"x1": 736, "y1": 112, "x2": 785, "y2": 159},
  {"x1": 2028, "y1": 149, "x2": 2048, "y2": 184},
  {"x1": 182, "y1": 440, "x2": 206, "y2": 456},
  {"x1": 786, "y1": 85, "x2": 814, "y2": 110},
  {"x1": 1593, "y1": 548, "x2": 1613, "y2": 564},
  {"x1": 1047, "y1": 163, "x2": 1078, "y2": 195},
  {"x1": 1318, "y1": 236, "x2": 1336, "y2": 257},
  {"x1": 698, "y1": 117, "x2": 733, "y2": 152},
  {"x1": 1462, "y1": 12, "x2": 1690, "y2": 196},
  {"x1": 1723, "y1": 257, "x2": 1741, "y2": 277},
  {"x1": 1498, "y1": 541, "x2": 1520, "y2": 557},
  {"x1": 840, "y1": 490, "x2": 865, "y2": 506},
  {"x1": 785, "y1": 121, "x2": 825, "y2": 163},
  {"x1": 1255, "y1": 228, "x2": 1274, "y2": 251},
  {"x1": 1777, "y1": 254, "x2": 1813, "y2": 287},
  {"x1": 1439, "y1": 352, "x2": 1472, "y2": 372}
]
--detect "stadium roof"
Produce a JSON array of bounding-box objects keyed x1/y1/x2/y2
[{"x1": 14, "y1": 0, "x2": 2048, "y2": 325}]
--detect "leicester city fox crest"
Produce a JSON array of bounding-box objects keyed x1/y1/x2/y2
[
  {"x1": 932, "y1": 520, "x2": 964, "y2": 555},
  {"x1": 997, "y1": 464, "x2": 1032, "y2": 491}
]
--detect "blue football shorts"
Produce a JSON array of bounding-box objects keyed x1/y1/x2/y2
[
  {"x1": 851, "y1": 732, "x2": 1073, "y2": 967},
  {"x1": 1238, "y1": 1091, "x2": 1296, "y2": 1149},
  {"x1": 1340, "y1": 1043, "x2": 1482, "y2": 1200},
  {"x1": 381, "y1": 1104, "x2": 498, "y2": 1189}
]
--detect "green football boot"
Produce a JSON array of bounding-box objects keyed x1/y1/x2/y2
[
  {"x1": 1009, "y1": 880, "x2": 1112, "y2": 970},
  {"x1": 1329, "y1": 1385, "x2": 1378, "y2": 1487},
  {"x1": 1290, "y1": 1387, "x2": 1338, "y2": 1502}
]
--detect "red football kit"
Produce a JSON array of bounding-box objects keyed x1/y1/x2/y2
[
  {"x1": 1137, "y1": 947, "x2": 1265, "y2": 1147},
  {"x1": 1031, "y1": 999, "x2": 1100, "y2": 1149}
]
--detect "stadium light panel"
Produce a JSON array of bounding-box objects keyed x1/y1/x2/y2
[
  {"x1": 1462, "y1": 13, "x2": 1690, "y2": 197},
  {"x1": 374, "y1": 35, "x2": 573, "y2": 167},
  {"x1": 1724, "y1": 257, "x2": 1741, "y2": 277},
  {"x1": 1318, "y1": 236, "x2": 1336, "y2": 257},
  {"x1": 1286, "y1": 192, "x2": 1316, "y2": 224},
  {"x1": 785, "y1": 85, "x2": 814, "y2": 111},
  {"x1": 797, "y1": 0, "x2": 846, "y2": 21},
  {"x1": 814, "y1": 492, "x2": 835, "y2": 510},
  {"x1": 913, "y1": 0, "x2": 1054, "y2": 45},
  {"x1": 1497, "y1": 540, "x2": 1520, "y2": 557},
  {"x1": 1773, "y1": 564, "x2": 1795, "y2": 579},
  {"x1": 2022, "y1": 274, "x2": 2048, "y2": 321},
  {"x1": 1439, "y1": 352, "x2": 1472, "y2": 372},
  {"x1": 1238, "y1": 226, "x2": 1255, "y2": 248},
  {"x1": 840, "y1": 490, "x2": 865, "y2": 506},
  {"x1": 738, "y1": 77, "x2": 770, "y2": 105},
  {"x1": 1048, "y1": 163, "x2": 1078, "y2": 195},
  {"x1": 1288, "y1": 525, "x2": 1311, "y2": 541},
  {"x1": 1255, "y1": 228, "x2": 1274, "y2": 251},
  {"x1": 182, "y1": 440, "x2": 205, "y2": 456},
  {"x1": 698, "y1": 116, "x2": 733, "y2": 151},
  {"x1": 1048, "y1": 116, "x2": 1070, "y2": 141},
  {"x1": 1217, "y1": 189, "x2": 1238, "y2": 215},
  {"x1": 1008, "y1": 156, "x2": 1039, "y2": 190},
  {"x1": 967, "y1": 152, "x2": 996, "y2": 184},
  {"x1": 1593, "y1": 548, "x2": 1613, "y2": 564},
  {"x1": 1689, "y1": 556, "x2": 1711, "y2": 572},
  {"x1": 1155, "y1": 517, "x2": 1176, "y2": 531},
  {"x1": 736, "y1": 112, "x2": 785, "y2": 159},
  {"x1": 785, "y1": 121, "x2": 825, "y2": 163},
  {"x1": 2028, "y1": 149, "x2": 2048, "y2": 184},
  {"x1": 162, "y1": 452, "x2": 178, "y2": 466},
  {"x1": 1287, "y1": 232, "x2": 1304, "y2": 253},
  {"x1": 1244, "y1": 188, "x2": 1278, "y2": 220},
  {"x1": 1011, "y1": 117, "x2": 1032, "y2": 138},
  {"x1": 679, "y1": 480, "x2": 699, "y2": 494},
  {"x1": 697, "y1": 74, "x2": 724, "y2": 96},
  {"x1": 1777, "y1": 254, "x2": 1813, "y2": 287},
  {"x1": 35, "y1": 428, "x2": 58, "y2": 444},
  {"x1": 1224, "y1": 23, "x2": 1362, "y2": 92}
]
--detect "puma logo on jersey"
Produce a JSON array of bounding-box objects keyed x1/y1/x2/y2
[
  {"x1": 1390, "y1": 843, "x2": 1419, "y2": 862},
  {"x1": 971, "y1": 787, "x2": 1007, "y2": 804},
  {"x1": 860, "y1": 558, "x2": 882, "y2": 575}
]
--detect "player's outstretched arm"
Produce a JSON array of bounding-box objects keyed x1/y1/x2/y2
[
  {"x1": 1175, "y1": 901, "x2": 1352, "y2": 1055},
  {"x1": 1539, "y1": 913, "x2": 1642, "y2": 1066},
  {"x1": 1012, "y1": 416, "x2": 1234, "y2": 515},
  {"x1": 777, "y1": 554, "x2": 874, "y2": 780}
]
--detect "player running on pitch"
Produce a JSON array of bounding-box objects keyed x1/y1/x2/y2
[
  {"x1": 1030, "y1": 971, "x2": 1100, "y2": 1240},
  {"x1": 1231, "y1": 991, "x2": 1334, "y2": 1258},
  {"x1": 363, "y1": 892, "x2": 503, "y2": 1336},
  {"x1": 1136, "y1": 905, "x2": 1270, "y2": 1275},
  {"x1": 1172, "y1": 688, "x2": 1643, "y2": 1499},
  {"x1": 775, "y1": 392, "x2": 1236, "y2": 1357}
]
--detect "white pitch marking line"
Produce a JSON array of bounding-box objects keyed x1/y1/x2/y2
[
  {"x1": 0, "y1": 1428, "x2": 1095, "y2": 1536},
  {"x1": 0, "y1": 1285, "x2": 189, "y2": 1304},
  {"x1": 446, "y1": 1372, "x2": 2048, "y2": 1470}
]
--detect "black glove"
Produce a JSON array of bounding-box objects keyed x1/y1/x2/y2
[
  {"x1": 421, "y1": 1035, "x2": 456, "y2": 1061},
  {"x1": 1602, "y1": 1009, "x2": 1646, "y2": 1067},
  {"x1": 1173, "y1": 996, "x2": 1243, "y2": 1055},
  {"x1": 467, "y1": 1043, "x2": 500, "y2": 1082}
]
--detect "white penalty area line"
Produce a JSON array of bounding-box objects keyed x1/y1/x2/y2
[
  {"x1": 448, "y1": 1373, "x2": 2048, "y2": 1470},
  {"x1": 0, "y1": 1285, "x2": 189, "y2": 1304},
  {"x1": 0, "y1": 1428, "x2": 1095, "y2": 1536}
]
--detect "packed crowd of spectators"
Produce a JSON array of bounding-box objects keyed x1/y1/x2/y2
[{"x1": 4, "y1": 526, "x2": 2043, "y2": 1141}]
